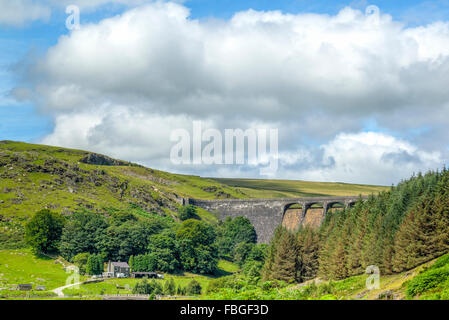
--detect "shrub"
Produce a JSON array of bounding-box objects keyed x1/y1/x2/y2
[
  {"x1": 242, "y1": 260, "x2": 264, "y2": 279},
  {"x1": 206, "y1": 275, "x2": 243, "y2": 294},
  {"x1": 178, "y1": 205, "x2": 198, "y2": 221},
  {"x1": 132, "y1": 279, "x2": 163, "y2": 295},
  {"x1": 25, "y1": 209, "x2": 65, "y2": 254},
  {"x1": 430, "y1": 254, "x2": 449, "y2": 270},
  {"x1": 317, "y1": 281, "x2": 335, "y2": 296},
  {"x1": 164, "y1": 278, "x2": 176, "y2": 296},
  {"x1": 72, "y1": 253, "x2": 90, "y2": 275},
  {"x1": 260, "y1": 280, "x2": 287, "y2": 291},
  {"x1": 186, "y1": 280, "x2": 202, "y2": 295},
  {"x1": 176, "y1": 220, "x2": 218, "y2": 274},
  {"x1": 406, "y1": 267, "x2": 449, "y2": 298},
  {"x1": 86, "y1": 254, "x2": 103, "y2": 275}
]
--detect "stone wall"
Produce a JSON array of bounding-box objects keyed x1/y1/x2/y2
[{"x1": 188, "y1": 198, "x2": 285, "y2": 243}]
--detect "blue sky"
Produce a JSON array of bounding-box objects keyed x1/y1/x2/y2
[
  {"x1": 2, "y1": 0, "x2": 449, "y2": 142},
  {"x1": 1, "y1": 0, "x2": 449, "y2": 184}
]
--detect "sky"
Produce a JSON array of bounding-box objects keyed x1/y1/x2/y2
[{"x1": 1, "y1": 0, "x2": 449, "y2": 185}]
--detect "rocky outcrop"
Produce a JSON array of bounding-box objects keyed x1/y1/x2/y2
[{"x1": 80, "y1": 153, "x2": 131, "y2": 166}]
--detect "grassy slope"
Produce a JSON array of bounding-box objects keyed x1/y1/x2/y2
[
  {"x1": 0, "y1": 248, "x2": 85, "y2": 292},
  {"x1": 0, "y1": 141, "x2": 243, "y2": 237},
  {"x1": 0, "y1": 247, "x2": 239, "y2": 299},
  {"x1": 315, "y1": 254, "x2": 449, "y2": 300},
  {"x1": 0, "y1": 141, "x2": 386, "y2": 225},
  {"x1": 213, "y1": 178, "x2": 387, "y2": 198}
]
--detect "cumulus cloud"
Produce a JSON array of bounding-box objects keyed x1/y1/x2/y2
[
  {"x1": 290, "y1": 132, "x2": 443, "y2": 185},
  {"x1": 0, "y1": 0, "x2": 51, "y2": 26},
  {"x1": 41, "y1": 106, "x2": 193, "y2": 164},
  {"x1": 15, "y1": 2, "x2": 449, "y2": 184}
]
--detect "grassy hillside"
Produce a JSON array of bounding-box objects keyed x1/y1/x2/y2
[
  {"x1": 0, "y1": 140, "x2": 386, "y2": 249},
  {"x1": 213, "y1": 178, "x2": 387, "y2": 198},
  {"x1": 0, "y1": 248, "x2": 89, "y2": 299}
]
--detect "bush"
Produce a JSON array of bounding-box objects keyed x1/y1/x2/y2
[
  {"x1": 164, "y1": 278, "x2": 176, "y2": 296},
  {"x1": 186, "y1": 280, "x2": 202, "y2": 295},
  {"x1": 242, "y1": 260, "x2": 264, "y2": 279},
  {"x1": 132, "y1": 279, "x2": 163, "y2": 295},
  {"x1": 86, "y1": 254, "x2": 103, "y2": 275},
  {"x1": 207, "y1": 276, "x2": 237, "y2": 294},
  {"x1": 215, "y1": 217, "x2": 257, "y2": 259},
  {"x1": 177, "y1": 285, "x2": 186, "y2": 295},
  {"x1": 178, "y1": 205, "x2": 198, "y2": 221},
  {"x1": 176, "y1": 220, "x2": 218, "y2": 274},
  {"x1": 72, "y1": 253, "x2": 90, "y2": 275},
  {"x1": 430, "y1": 254, "x2": 449, "y2": 270},
  {"x1": 406, "y1": 267, "x2": 449, "y2": 298},
  {"x1": 25, "y1": 209, "x2": 65, "y2": 254},
  {"x1": 317, "y1": 281, "x2": 336, "y2": 296},
  {"x1": 260, "y1": 280, "x2": 287, "y2": 291}
]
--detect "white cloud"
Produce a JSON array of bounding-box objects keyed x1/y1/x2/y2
[
  {"x1": 0, "y1": 0, "x2": 51, "y2": 26},
  {"x1": 41, "y1": 106, "x2": 196, "y2": 167},
  {"x1": 290, "y1": 132, "x2": 443, "y2": 185},
  {"x1": 27, "y1": 3, "x2": 449, "y2": 119},
  {"x1": 15, "y1": 3, "x2": 449, "y2": 184}
]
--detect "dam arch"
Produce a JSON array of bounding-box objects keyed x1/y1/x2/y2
[{"x1": 282, "y1": 203, "x2": 304, "y2": 231}]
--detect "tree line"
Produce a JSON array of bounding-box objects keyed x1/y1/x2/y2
[
  {"x1": 24, "y1": 204, "x2": 264, "y2": 275},
  {"x1": 263, "y1": 168, "x2": 449, "y2": 282}
]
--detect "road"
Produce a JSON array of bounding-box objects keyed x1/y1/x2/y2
[{"x1": 52, "y1": 281, "x2": 83, "y2": 297}]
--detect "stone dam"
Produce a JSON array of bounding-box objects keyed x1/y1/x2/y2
[{"x1": 184, "y1": 196, "x2": 368, "y2": 243}]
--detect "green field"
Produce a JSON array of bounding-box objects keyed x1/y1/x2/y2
[
  {"x1": 62, "y1": 259, "x2": 240, "y2": 298},
  {"x1": 0, "y1": 247, "x2": 240, "y2": 300},
  {"x1": 0, "y1": 249, "x2": 80, "y2": 290},
  {"x1": 0, "y1": 248, "x2": 90, "y2": 299},
  {"x1": 212, "y1": 178, "x2": 387, "y2": 198}
]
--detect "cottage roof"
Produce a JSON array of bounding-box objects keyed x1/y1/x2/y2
[
  {"x1": 111, "y1": 261, "x2": 129, "y2": 268},
  {"x1": 132, "y1": 272, "x2": 157, "y2": 275}
]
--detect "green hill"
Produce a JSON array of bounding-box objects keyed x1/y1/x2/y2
[
  {"x1": 1, "y1": 140, "x2": 446, "y2": 301},
  {"x1": 0, "y1": 140, "x2": 386, "y2": 249},
  {"x1": 212, "y1": 178, "x2": 387, "y2": 198}
]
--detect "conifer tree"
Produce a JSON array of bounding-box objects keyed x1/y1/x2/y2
[
  {"x1": 296, "y1": 227, "x2": 320, "y2": 282},
  {"x1": 317, "y1": 212, "x2": 338, "y2": 278},
  {"x1": 262, "y1": 226, "x2": 285, "y2": 281},
  {"x1": 271, "y1": 229, "x2": 298, "y2": 282},
  {"x1": 346, "y1": 205, "x2": 367, "y2": 275},
  {"x1": 392, "y1": 193, "x2": 441, "y2": 272},
  {"x1": 129, "y1": 255, "x2": 134, "y2": 272}
]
